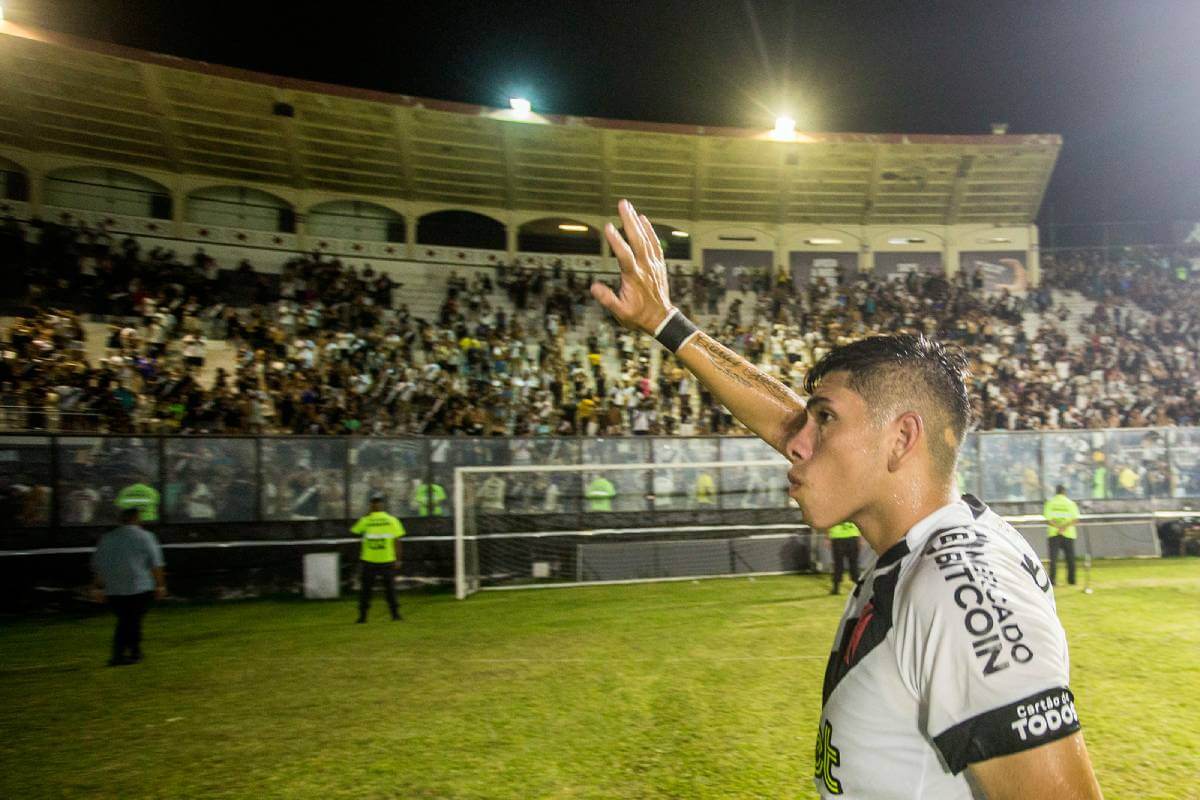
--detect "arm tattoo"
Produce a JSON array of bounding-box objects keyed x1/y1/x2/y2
[{"x1": 694, "y1": 335, "x2": 802, "y2": 407}]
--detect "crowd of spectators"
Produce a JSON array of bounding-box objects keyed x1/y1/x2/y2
[{"x1": 3, "y1": 213, "x2": 1200, "y2": 440}]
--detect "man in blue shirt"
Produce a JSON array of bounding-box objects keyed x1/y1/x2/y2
[{"x1": 91, "y1": 507, "x2": 167, "y2": 666}]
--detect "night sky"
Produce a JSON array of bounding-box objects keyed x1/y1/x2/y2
[{"x1": 9, "y1": 0, "x2": 1200, "y2": 231}]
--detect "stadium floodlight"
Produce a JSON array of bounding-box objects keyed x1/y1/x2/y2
[
  {"x1": 671, "y1": 230, "x2": 689, "y2": 238},
  {"x1": 509, "y1": 97, "x2": 532, "y2": 115},
  {"x1": 558, "y1": 223, "x2": 589, "y2": 232},
  {"x1": 772, "y1": 115, "x2": 796, "y2": 139},
  {"x1": 805, "y1": 238, "x2": 842, "y2": 245},
  {"x1": 887, "y1": 236, "x2": 926, "y2": 244}
]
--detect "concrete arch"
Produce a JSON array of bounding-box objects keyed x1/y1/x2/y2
[
  {"x1": 187, "y1": 185, "x2": 293, "y2": 209},
  {"x1": 418, "y1": 209, "x2": 507, "y2": 250},
  {"x1": 46, "y1": 165, "x2": 170, "y2": 195},
  {"x1": 517, "y1": 216, "x2": 602, "y2": 255},
  {"x1": 0, "y1": 155, "x2": 31, "y2": 203},
  {"x1": 783, "y1": 226, "x2": 865, "y2": 252},
  {"x1": 44, "y1": 166, "x2": 172, "y2": 218},
  {"x1": 648, "y1": 222, "x2": 691, "y2": 261},
  {"x1": 512, "y1": 209, "x2": 605, "y2": 231},
  {"x1": 697, "y1": 224, "x2": 778, "y2": 251},
  {"x1": 418, "y1": 206, "x2": 507, "y2": 227},
  {"x1": 306, "y1": 200, "x2": 405, "y2": 243},
  {"x1": 869, "y1": 227, "x2": 946, "y2": 250},
  {"x1": 0, "y1": 154, "x2": 31, "y2": 175},
  {"x1": 306, "y1": 198, "x2": 401, "y2": 215},
  {"x1": 185, "y1": 185, "x2": 295, "y2": 233}
]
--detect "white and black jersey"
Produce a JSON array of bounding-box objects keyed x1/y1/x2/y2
[{"x1": 814, "y1": 495, "x2": 1081, "y2": 799}]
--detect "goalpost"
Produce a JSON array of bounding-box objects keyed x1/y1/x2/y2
[{"x1": 454, "y1": 458, "x2": 814, "y2": 599}]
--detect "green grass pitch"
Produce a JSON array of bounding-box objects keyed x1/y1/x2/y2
[{"x1": 1, "y1": 558, "x2": 1197, "y2": 799}]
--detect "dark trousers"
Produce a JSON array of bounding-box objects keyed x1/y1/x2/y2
[
  {"x1": 831, "y1": 537, "x2": 860, "y2": 590},
  {"x1": 359, "y1": 561, "x2": 398, "y2": 617},
  {"x1": 109, "y1": 592, "x2": 153, "y2": 659},
  {"x1": 1048, "y1": 536, "x2": 1077, "y2": 586}
]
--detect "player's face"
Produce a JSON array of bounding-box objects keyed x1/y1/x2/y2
[{"x1": 784, "y1": 372, "x2": 887, "y2": 529}]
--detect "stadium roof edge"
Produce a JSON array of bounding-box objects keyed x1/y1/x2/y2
[
  {"x1": 0, "y1": 20, "x2": 1062, "y2": 224},
  {"x1": 0, "y1": 21, "x2": 1062, "y2": 147}
]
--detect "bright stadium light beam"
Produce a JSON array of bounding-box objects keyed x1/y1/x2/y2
[
  {"x1": 772, "y1": 114, "x2": 796, "y2": 140},
  {"x1": 509, "y1": 97, "x2": 532, "y2": 115},
  {"x1": 558, "y1": 223, "x2": 588, "y2": 232},
  {"x1": 671, "y1": 230, "x2": 689, "y2": 238}
]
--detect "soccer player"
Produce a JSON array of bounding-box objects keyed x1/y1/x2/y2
[
  {"x1": 351, "y1": 492, "x2": 405, "y2": 623},
  {"x1": 591, "y1": 199, "x2": 1102, "y2": 799}
]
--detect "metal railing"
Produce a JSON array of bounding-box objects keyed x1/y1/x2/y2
[{"x1": 0, "y1": 406, "x2": 104, "y2": 433}]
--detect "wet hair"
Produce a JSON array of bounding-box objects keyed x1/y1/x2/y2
[{"x1": 803, "y1": 334, "x2": 972, "y2": 479}]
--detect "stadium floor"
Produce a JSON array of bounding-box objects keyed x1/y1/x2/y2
[{"x1": 1, "y1": 559, "x2": 1197, "y2": 799}]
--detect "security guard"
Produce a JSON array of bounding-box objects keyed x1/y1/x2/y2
[
  {"x1": 351, "y1": 492, "x2": 405, "y2": 622},
  {"x1": 1091, "y1": 452, "x2": 1109, "y2": 499},
  {"x1": 585, "y1": 473, "x2": 616, "y2": 512},
  {"x1": 115, "y1": 479, "x2": 160, "y2": 523},
  {"x1": 409, "y1": 480, "x2": 446, "y2": 517},
  {"x1": 1044, "y1": 484, "x2": 1080, "y2": 586},
  {"x1": 827, "y1": 521, "x2": 861, "y2": 595},
  {"x1": 694, "y1": 470, "x2": 717, "y2": 506}
]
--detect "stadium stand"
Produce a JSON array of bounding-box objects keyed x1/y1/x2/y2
[
  {"x1": 1, "y1": 20, "x2": 1198, "y2": 607},
  {"x1": 2, "y1": 214, "x2": 1198, "y2": 436}
]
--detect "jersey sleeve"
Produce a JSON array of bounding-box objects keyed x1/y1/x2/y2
[
  {"x1": 350, "y1": 517, "x2": 367, "y2": 534},
  {"x1": 894, "y1": 531, "x2": 1081, "y2": 775},
  {"x1": 390, "y1": 516, "x2": 406, "y2": 538}
]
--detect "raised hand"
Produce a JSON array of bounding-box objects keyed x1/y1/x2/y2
[{"x1": 589, "y1": 199, "x2": 676, "y2": 335}]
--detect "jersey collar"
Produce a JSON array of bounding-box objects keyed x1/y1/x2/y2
[{"x1": 902, "y1": 497, "x2": 977, "y2": 555}]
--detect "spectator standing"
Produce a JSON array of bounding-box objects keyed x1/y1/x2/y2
[{"x1": 90, "y1": 507, "x2": 166, "y2": 666}]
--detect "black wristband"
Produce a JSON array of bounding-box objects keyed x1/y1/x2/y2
[{"x1": 654, "y1": 310, "x2": 700, "y2": 354}]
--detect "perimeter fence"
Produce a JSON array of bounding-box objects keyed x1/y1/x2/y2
[{"x1": 1, "y1": 428, "x2": 1194, "y2": 607}]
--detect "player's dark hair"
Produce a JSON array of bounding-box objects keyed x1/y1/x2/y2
[
  {"x1": 803, "y1": 334, "x2": 972, "y2": 479},
  {"x1": 119, "y1": 507, "x2": 141, "y2": 523},
  {"x1": 1055, "y1": 484, "x2": 1067, "y2": 495}
]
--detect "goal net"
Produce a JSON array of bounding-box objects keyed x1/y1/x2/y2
[{"x1": 454, "y1": 458, "x2": 814, "y2": 598}]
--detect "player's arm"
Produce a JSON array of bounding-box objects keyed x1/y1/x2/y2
[
  {"x1": 966, "y1": 731, "x2": 1102, "y2": 799},
  {"x1": 590, "y1": 200, "x2": 806, "y2": 455}
]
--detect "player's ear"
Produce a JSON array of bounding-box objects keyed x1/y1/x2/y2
[{"x1": 887, "y1": 411, "x2": 924, "y2": 473}]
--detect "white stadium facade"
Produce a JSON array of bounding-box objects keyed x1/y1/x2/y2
[{"x1": 0, "y1": 20, "x2": 1060, "y2": 291}]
